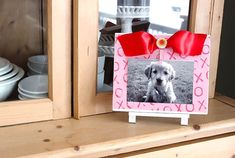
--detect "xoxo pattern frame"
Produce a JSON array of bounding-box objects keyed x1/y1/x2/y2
[{"x1": 113, "y1": 34, "x2": 210, "y2": 114}]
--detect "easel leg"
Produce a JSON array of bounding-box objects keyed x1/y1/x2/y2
[
  {"x1": 129, "y1": 113, "x2": 136, "y2": 123},
  {"x1": 181, "y1": 117, "x2": 189, "y2": 126}
]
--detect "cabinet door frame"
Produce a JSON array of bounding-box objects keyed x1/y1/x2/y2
[
  {"x1": 73, "y1": 0, "x2": 224, "y2": 117},
  {"x1": 0, "y1": 0, "x2": 72, "y2": 126}
]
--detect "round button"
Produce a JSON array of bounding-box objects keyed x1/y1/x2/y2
[{"x1": 156, "y1": 38, "x2": 167, "y2": 49}]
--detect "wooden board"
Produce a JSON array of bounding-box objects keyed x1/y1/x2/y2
[
  {"x1": 73, "y1": 0, "x2": 112, "y2": 117},
  {"x1": 117, "y1": 133, "x2": 235, "y2": 158},
  {"x1": 215, "y1": 95, "x2": 235, "y2": 108},
  {"x1": 190, "y1": 0, "x2": 225, "y2": 98},
  {"x1": 208, "y1": 0, "x2": 225, "y2": 98},
  {"x1": 0, "y1": 99, "x2": 53, "y2": 126},
  {"x1": 189, "y1": 0, "x2": 213, "y2": 34},
  {"x1": 0, "y1": 98, "x2": 235, "y2": 157},
  {"x1": 0, "y1": 0, "x2": 43, "y2": 70},
  {"x1": 42, "y1": 0, "x2": 48, "y2": 54},
  {"x1": 48, "y1": 0, "x2": 72, "y2": 119}
]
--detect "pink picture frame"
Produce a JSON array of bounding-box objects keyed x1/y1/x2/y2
[{"x1": 113, "y1": 34, "x2": 210, "y2": 115}]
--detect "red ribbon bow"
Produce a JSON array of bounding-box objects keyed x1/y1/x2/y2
[{"x1": 117, "y1": 30, "x2": 207, "y2": 57}]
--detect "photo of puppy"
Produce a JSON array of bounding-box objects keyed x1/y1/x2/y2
[
  {"x1": 144, "y1": 61, "x2": 176, "y2": 103},
  {"x1": 127, "y1": 59, "x2": 194, "y2": 104}
]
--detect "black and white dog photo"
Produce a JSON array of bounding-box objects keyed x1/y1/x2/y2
[
  {"x1": 144, "y1": 61, "x2": 176, "y2": 103},
  {"x1": 127, "y1": 59, "x2": 194, "y2": 104}
]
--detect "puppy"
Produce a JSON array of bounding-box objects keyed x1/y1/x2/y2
[{"x1": 144, "y1": 61, "x2": 176, "y2": 103}]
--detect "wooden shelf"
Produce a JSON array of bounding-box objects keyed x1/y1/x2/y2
[{"x1": 1, "y1": 98, "x2": 235, "y2": 158}]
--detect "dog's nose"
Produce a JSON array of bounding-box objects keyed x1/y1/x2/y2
[{"x1": 157, "y1": 79, "x2": 162, "y2": 84}]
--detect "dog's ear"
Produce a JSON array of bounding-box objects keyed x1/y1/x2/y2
[
  {"x1": 169, "y1": 67, "x2": 176, "y2": 81},
  {"x1": 145, "y1": 65, "x2": 152, "y2": 79}
]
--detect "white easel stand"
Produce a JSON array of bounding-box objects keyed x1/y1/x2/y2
[{"x1": 128, "y1": 112, "x2": 190, "y2": 126}]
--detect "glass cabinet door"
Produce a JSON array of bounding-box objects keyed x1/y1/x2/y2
[
  {"x1": 74, "y1": 0, "x2": 217, "y2": 118},
  {"x1": 74, "y1": 0, "x2": 191, "y2": 117},
  {"x1": 0, "y1": 0, "x2": 71, "y2": 126},
  {"x1": 0, "y1": 0, "x2": 48, "y2": 101},
  {"x1": 97, "y1": 0, "x2": 190, "y2": 93}
]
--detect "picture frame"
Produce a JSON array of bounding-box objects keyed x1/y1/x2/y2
[{"x1": 113, "y1": 33, "x2": 210, "y2": 124}]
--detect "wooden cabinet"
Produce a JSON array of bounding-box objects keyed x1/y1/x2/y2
[
  {"x1": 2, "y1": 0, "x2": 235, "y2": 157},
  {"x1": 73, "y1": 0, "x2": 224, "y2": 118},
  {"x1": 0, "y1": 0, "x2": 71, "y2": 126}
]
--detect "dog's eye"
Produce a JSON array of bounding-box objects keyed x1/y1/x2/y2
[
  {"x1": 164, "y1": 71, "x2": 168, "y2": 75},
  {"x1": 152, "y1": 70, "x2": 157, "y2": 74}
]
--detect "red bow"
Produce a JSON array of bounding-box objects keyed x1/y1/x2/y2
[{"x1": 117, "y1": 30, "x2": 207, "y2": 57}]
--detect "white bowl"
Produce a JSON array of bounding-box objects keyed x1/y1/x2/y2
[
  {"x1": 28, "y1": 55, "x2": 48, "y2": 73},
  {"x1": 0, "y1": 57, "x2": 10, "y2": 74},
  {"x1": 28, "y1": 69, "x2": 38, "y2": 76},
  {"x1": 27, "y1": 62, "x2": 47, "y2": 75},
  {"x1": 27, "y1": 72, "x2": 33, "y2": 77},
  {"x1": 0, "y1": 62, "x2": 13, "y2": 76},
  {"x1": 0, "y1": 67, "x2": 25, "y2": 101},
  {"x1": 18, "y1": 94, "x2": 27, "y2": 100},
  {"x1": 18, "y1": 88, "x2": 48, "y2": 99},
  {"x1": 27, "y1": 69, "x2": 39, "y2": 76},
  {"x1": 18, "y1": 75, "x2": 48, "y2": 95},
  {"x1": 97, "y1": 71, "x2": 104, "y2": 90},
  {"x1": 0, "y1": 64, "x2": 19, "y2": 82}
]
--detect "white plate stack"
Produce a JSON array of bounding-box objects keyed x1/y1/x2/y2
[
  {"x1": 27, "y1": 55, "x2": 48, "y2": 76},
  {"x1": 18, "y1": 75, "x2": 48, "y2": 100},
  {"x1": 0, "y1": 57, "x2": 25, "y2": 101}
]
